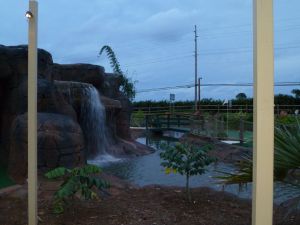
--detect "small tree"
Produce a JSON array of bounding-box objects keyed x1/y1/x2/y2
[
  {"x1": 45, "y1": 164, "x2": 109, "y2": 214},
  {"x1": 160, "y1": 143, "x2": 214, "y2": 202},
  {"x1": 292, "y1": 89, "x2": 300, "y2": 99},
  {"x1": 131, "y1": 110, "x2": 145, "y2": 127},
  {"x1": 236, "y1": 92, "x2": 247, "y2": 100}
]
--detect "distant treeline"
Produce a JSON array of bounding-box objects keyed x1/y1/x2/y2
[{"x1": 133, "y1": 94, "x2": 300, "y2": 108}]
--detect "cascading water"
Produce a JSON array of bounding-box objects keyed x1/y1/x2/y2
[
  {"x1": 80, "y1": 85, "x2": 108, "y2": 156},
  {"x1": 54, "y1": 81, "x2": 109, "y2": 158}
]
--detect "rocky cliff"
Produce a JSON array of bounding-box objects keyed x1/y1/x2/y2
[{"x1": 0, "y1": 45, "x2": 148, "y2": 183}]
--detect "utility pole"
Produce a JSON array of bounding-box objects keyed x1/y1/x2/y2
[
  {"x1": 194, "y1": 25, "x2": 198, "y2": 111},
  {"x1": 198, "y1": 77, "x2": 202, "y2": 111}
]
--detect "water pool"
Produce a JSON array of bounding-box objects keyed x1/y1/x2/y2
[{"x1": 90, "y1": 134, "x2": 300, "y2": 204}]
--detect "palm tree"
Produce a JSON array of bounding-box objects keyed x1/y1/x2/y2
[
  {"x1": 217, "y1": 121, "x2": 300, "y2": 184},
  {"x1": 99, "y1": 45, "x2": 136, "y2": 100}
]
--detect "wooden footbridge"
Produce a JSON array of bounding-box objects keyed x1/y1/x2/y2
[
  {"x1": 144, "y1": 113, "x2": 251, "y2": 144},
  {"x1": 145, "y1": 113, "x2": 191, "y2": 133}
]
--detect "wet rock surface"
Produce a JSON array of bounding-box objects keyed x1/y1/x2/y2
[{"x1": 0, "y1": 45, "x2": 135, "y2": 183}]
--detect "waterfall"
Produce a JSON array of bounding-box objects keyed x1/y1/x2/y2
[{"x1": 54, "y1": 81, "x2": 108, "y2": 158}]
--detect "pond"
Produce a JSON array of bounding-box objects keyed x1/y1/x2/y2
[{"x1": 89, "y1": 133, "x2": 300, "y2": 204}]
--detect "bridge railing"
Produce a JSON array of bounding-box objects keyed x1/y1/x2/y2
[
  {"x1": 145, "y1": 113, "x2": 191, "y2": 130},
  {"x1": 131, "y1": 110, "x2": 299, "y2": 146},
  {"x1": 190, "y1": 118, "x2": 253, "y2": 144},
  {"x1": 133, "y1": 104, "x2": 300, "y2": 115}
]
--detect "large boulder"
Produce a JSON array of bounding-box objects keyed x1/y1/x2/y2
[
  {"x1": 0, "y1": 78, "x2": 77, "y2": 168},
  {"x1": 116, "y1": 94, "x2": 132, "y2": 140},
  {"x1": 0, "y1": 46, "x2": 54, "y2": 167},
  {"x1": 8, "y1": 113, "x2": 85, "y2": 183},
  {"x1": 7, "y1": 78, "x2": 77, "y2": 119},
  {"x1": 52, "y1": 64, "x2": 105, "y2": 90},
  {"x1": 0, "y1": 45, "x2": 53, "y2": 83},
  {"x1": 101, "y1": 73, "x2": 122, "y2": 99}
]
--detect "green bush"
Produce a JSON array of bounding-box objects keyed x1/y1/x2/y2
[
  {"x1": 45, "y1": 164, "x2": 109, "y2": 214},
  {"x1": 131, "y1": 110, "x2": 145, "y2": 127},
  {"x1": 160, "y1": 143, "x2": 215, "y2": 202},
  {"x1": 276, "y1": 115, "x2": 299, "y2": 125}
]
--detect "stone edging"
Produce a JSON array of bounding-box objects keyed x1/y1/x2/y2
[{"x1": 0, "y1": 185, "x2": 22, "y2": 196}]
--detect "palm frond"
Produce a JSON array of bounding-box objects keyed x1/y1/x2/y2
[
  {"x1": 217, "y1": 122, "x2": 300, "y2": 184},
  {"x1": 99, "y1": 45, "x2": 136, "y2": 100}
]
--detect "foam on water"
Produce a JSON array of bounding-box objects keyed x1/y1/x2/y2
[
  {"x1": 221, "y1": 140, "x2": 240, "y2": 145},
  {"x1": 88, "y1": 154, "x2": 122, "y2": 166}
]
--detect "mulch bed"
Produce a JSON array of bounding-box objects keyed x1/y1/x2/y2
[
  {"x1": 0, "y1": 183, "x2": 299, "y2": 225},
  {"x1": 0, "y1": 133, "x2": 298, "y2": 225}
]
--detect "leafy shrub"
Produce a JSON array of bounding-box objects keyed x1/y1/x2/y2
[
  {"x1": 217, "y1": 131, "x2": 228, "y2": 139},
  {"x1": 160, "y1": 143, "x2": 214, "y2": 201},
  {"x1": 45, "y1": 164, "x2": 109, "y2": 214},
  {"x1": 276, "y1": 115, "x2": 299, "y2": 125},
  {"x1": 131, "y1": 110, "x2": 145, "y2": 127}
]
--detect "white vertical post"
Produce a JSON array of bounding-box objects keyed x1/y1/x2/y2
[
  {"x1": 194, "y1": 25, "x2": 198, "y2": 111},
  {"x1": 198, "y1": 77, "x2": 201, "y2": 111},
  {"x1": 252, "y1": 0, "x2": 274, "y2": 225},
  {"x1": 28, "y1": 1, "x2": 38, "y2": 225}
]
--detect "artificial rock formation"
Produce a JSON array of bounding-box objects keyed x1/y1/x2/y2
[
  {"x1": 8, "y1": 113, "x2": 85, "y2": 182},
  {"x1": 0, "y1": 45, "x2": 143, "y2": 183}
]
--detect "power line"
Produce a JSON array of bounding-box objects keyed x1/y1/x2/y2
[
  {"x1": 137, "y1": 82, "x2": 300, "y2": 93},
  {"x1": 124, "y1": 54, "x2": 194, "y2": 67},
  {"x1": 110, "y1": 18, "x2": 300, "y2": 50},
  {"x1": 123, "y1": 44, "x2": 300, "y2": 68},
  {"x1": 194, "y1": 25, "x2": 199, "y2": 110},
  {"x1": 98, "y1": 19, "x2": 300, "y2": 56}
]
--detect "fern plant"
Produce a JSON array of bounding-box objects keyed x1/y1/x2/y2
[
  {"x1": 45, "y1": 164, "x2": 109, "y2": 214},
  {"x1": 99, "y1": 45, "x2": 136, "y2": 101}
]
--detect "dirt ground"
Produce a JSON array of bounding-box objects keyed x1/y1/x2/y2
[
  {"x1": 130, "y1": 128, "x2": 147, "y2": 140},
  {"x1": 0, "y1": 178, "x2": 299, "y2": 225},
  {"x1": 180, "y1": 133, "x2": 252, "y2": 163},
  {"x1": 0, "y1": 131, "x2": 299, "y2": 225}
]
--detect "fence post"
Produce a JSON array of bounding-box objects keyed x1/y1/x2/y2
[
  {"x1": 253, "y1": 0, "x2": 274, "y2": 224},
  {"x1": 214, "y1": 117, "x2": 218, "y2": 138},
  {"x1": 239, "y1": 118, "x2": 244, "y2": 144},
  {"x1": 27, "y1": 1, "x2": 38, "y2": 225},
  {"x1": 145, "y1": 115, "x2": 148, "y2": 130}
]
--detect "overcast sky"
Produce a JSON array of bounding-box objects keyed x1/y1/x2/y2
[{"x1": 1, "y1": 0, "x2": 299, "y2": 101}]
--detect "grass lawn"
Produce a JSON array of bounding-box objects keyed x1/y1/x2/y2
[
  {"x1": 226, "y1": 130, "x2": 253, "y2": 141},
  {"x1": 0, "y1": 166, "x2": 14, "y2": 189}
]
